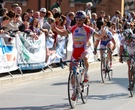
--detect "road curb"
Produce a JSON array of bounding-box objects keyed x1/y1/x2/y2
[{"x1": 0, "y1": 56, "x2": 119, "y2": 86}]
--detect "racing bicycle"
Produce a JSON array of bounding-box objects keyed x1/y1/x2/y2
[
  {"x1": 96, "y1": 48, "x2": 113, "y2": 83},
  {"x1": 121, "y1": 53, "x2": 135, "y2": 97},
  {"x1": 60, "y1": 58, "x2": 89, "y2": 109}
]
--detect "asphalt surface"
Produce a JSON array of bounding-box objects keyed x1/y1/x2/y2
[{"x1": 0, "y1": 56, "x2": 120, "y2": 86}]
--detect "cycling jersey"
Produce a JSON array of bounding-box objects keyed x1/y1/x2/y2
[
  {"x1": 97, "y1": 28, "x2": 113, "y2": 48},
  {"x1": 120, "y1": 34, "x2": 135, "y2": 47},
  {"x1": 120, "y1": 34, "x2": 135, "y2": 55},
  {"x1": 68, "y1": 24, "x2": 95, "y2": 60}
]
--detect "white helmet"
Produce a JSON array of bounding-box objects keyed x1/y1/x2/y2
[
  {"x1": 122, "y1": 29, "x2": 133, "y2": 40},
  {"x1": 75, "y1": 10, "x2": 86, "y2": 19}
]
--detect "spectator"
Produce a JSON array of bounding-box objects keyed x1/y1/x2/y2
[
  {"x1": 65, "y1": 11, "x2": 75, "y2": 29},
  {"x1": 43, "y1": 17, "x2": 55, "y2": 38},
  {"x1": 84, "y1": 16, "x2": 91, "y2": 26},
  {"x1": 29, "y1": 11, "x2": 40, "y2": 23},
  {"x1": 58, "y1": 14, "x2": 67, "y2": 29},
  {"x1": 45, "y1": 11, "x2": 53, "y2": 20},
  {"x1": 90, "y1": 13, "x2": 97, "y2": 24},
  {"x1": 23, "y1": 21, "x2": 39, "y2": 40},
  {"x1": 97, "y1": 11, "x2": 106, "y2": 30},
  {"x1": 11, "y1": 3, "x2": 19, "y2": 12},
  {"x1": 90, "y1": 13, "x2": 98, "y2": 30},
  {"x1": 0, "y1": 15, "x2": 10, "y2": 29},
  {"x1": 53, "y1": 12, "x2": 62, "y2": 48},
  {"x1": 39, "y1": 7, "x2": 47, "y2": 28},
  {"x1": 111, "y1": 10, "x2": 121, "y2": 30},
  {"x1": 85, "y1": 2, "x2": 93, "y2": 19},
  {"x1": 51, "y1": 8, "x2": 59, "y2": 16},
  {"x1": 0, "y1": 8, "x2": 8, "y2": 23},
  {"x1": 33, "y1": 11, "x2": 40, "y2": 19},
  {"x1": 26, "y1": 8, "x2": 34, "y2": 22},
  {"x1": 0, "y1": 0, "x2": 4, "y2": 9},
  {"x1": 29, "y1": 18, "x2": 42, "y2": 36},
  {"x1": 14, "y1": 6, "x2": 22, "y2": 23},
  {"x1": 4, "y1": 10, "x2": 21, "y2": 32},
  {"x1": 130, "y1": 11, "x2": 135, "y2": 22},
  {"x1": 21, "y1": 12, "x2": 29, "y2": 22},
  {"x1": 105, "y1": 15, "x2": 111, "y2": 27},
  {"x1": 51, "y1": 0, "x2": 62, "y2": 14}
]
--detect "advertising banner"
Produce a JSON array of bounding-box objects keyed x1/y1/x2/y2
[
  {"x1": 16, "y1": 32, "x2": 46, "y2": 70},
  {"x1": 0, "y1": 36, "x2": 18, "y2": 73}
]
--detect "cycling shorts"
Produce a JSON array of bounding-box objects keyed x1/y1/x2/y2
[
  {"x1": 72, "y1": 47, "x2": 85, "y2": 60},
  {"x1": 100, "y1": 40, "x2": 112, "y2": 49}
]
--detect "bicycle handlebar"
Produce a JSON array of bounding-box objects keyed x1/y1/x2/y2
[
  {"x1": 121, "y1": 54, "x2": 135, "y2": 58},
  {"x1": 60, "y1": 58, "x2": 83, "y2": 69},
  {"x1": 96, "y1": 48, "x2": 111, "y2": 51}
]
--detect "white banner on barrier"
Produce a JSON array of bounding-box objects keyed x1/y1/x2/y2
[
  {"x1": 46, "y1": 35, "x2": 67, "y2": 65},
  {"x1": 0, "y1": 37, "x2": 18, "y2": 73},
  {"x1": 16, "y1": 33, "x2": 46, "y2": 70}
]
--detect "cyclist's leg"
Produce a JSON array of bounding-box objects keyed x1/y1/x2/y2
[
  {"x1": 127, "y1": 59, "x2": 132, "y2": 88},
  {"x1": 107, "y1": 42, "x2": 113, "y2": 69},
  {"x1": 70, "y1": 48, "x2": 84, "y2": 100},
  {"x1": 81, "y1": 51, "x2": 89, "y2": 82}
]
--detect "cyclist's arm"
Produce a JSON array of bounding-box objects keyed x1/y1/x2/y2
[
  {"x1": 93, "y1": 28, "x2": 106, "y2": 39},
  {"x1": 94, "y1": 39, "x2": 100, "y2": 50}
]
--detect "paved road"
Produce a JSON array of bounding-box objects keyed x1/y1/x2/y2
[{"x1": 0, "y1": 59, "x2": 135, "y2": 110}]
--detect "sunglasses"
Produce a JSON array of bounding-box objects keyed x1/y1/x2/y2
[{"x1": 75, "y1": 18, "x2": 84, "y2": 21}]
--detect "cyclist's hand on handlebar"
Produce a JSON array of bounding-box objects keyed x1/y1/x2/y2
[
  {"x1": 93, "y1": 50, "x2": 97, "y2": 55},
  {"x1": 93, "y1": 48, "x2": 97, "y2": 54},
  {"x1": 119, "y1": 57, "x2": 123, "y2": 63}
]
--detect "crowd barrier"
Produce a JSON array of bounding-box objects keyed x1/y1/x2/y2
[{"x1": 0, "y1": 32, "x2": 120, "y2": 76}]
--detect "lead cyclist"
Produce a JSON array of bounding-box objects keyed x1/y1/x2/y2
[
  {"x1": 119, "y1": 29, "x2": 135, "y2": 90},
  {"x1": 51, "y1": 10, "x2": 106, "y2": 101}
]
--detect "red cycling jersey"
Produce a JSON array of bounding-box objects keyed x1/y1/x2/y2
[{"x1": 69, "y1": 24, "x2": 95, "y2": 60}]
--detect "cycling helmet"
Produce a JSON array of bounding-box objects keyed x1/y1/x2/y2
[
  {"x1": 122, "y1": 29, "x2": 133, "y2": 40},
  {"x1": 75, "y1": 10, "x2": 86, "y2": 19}
]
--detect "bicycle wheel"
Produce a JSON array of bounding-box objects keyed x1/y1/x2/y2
[
  {"x1": 101, "y1": 56, "x2": 106, "y2": 83},
  {"x1": 129, "y1": 80, "x2": 134, "y2": 97},
  {"x1": 81, "y1": 82, "x2": 89, "y2": 104},
  {"x1": 129, "y1": 68, "x2": 135, "y2": 97},
  {"x1": 68, "y1": 72, "x2": 78, "y2": 108}
]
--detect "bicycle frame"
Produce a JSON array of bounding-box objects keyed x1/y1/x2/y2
[
  {"x1": 129, "y1": 55, "x2": 135, "y2": 97},
  {"x1": 60, "y1": 58, "x2": 89, "y2": 108},
  {"x1": 97, "y1": 48, "x2": 113, "y2": 83},
  {"x1": 121, "y1": 54, "x2": 135, "y2": 97}
]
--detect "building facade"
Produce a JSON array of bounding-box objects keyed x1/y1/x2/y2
[{"x1": 4, "y1": 0, "x2": 125, "y2": 17}]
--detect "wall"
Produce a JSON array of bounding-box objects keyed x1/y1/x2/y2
[
  {"x1": 96, "y1": 0, "x2": 124, "y2": 17},
  {"x1": 4, "y1": 0, "x2": 124, "y2": 17}
]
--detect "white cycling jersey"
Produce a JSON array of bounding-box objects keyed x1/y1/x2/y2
[{"x1": 120, "y1": 34, "x2": 135, "y2": 55}]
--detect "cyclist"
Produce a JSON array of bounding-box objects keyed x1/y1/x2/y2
[
  {"x1": 119, "y1": 29, "x2": 135, "y2": 90},
  {"x1": 51, "y1": 10, "x2": 106, "y2": 101},
  {"x1": 93, "y1": 20, "x2": 116, "y2": 70}
]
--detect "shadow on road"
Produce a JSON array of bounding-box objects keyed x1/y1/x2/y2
[{"x1": 0, "y1": 103, "x2": 70, "y2": 110}]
